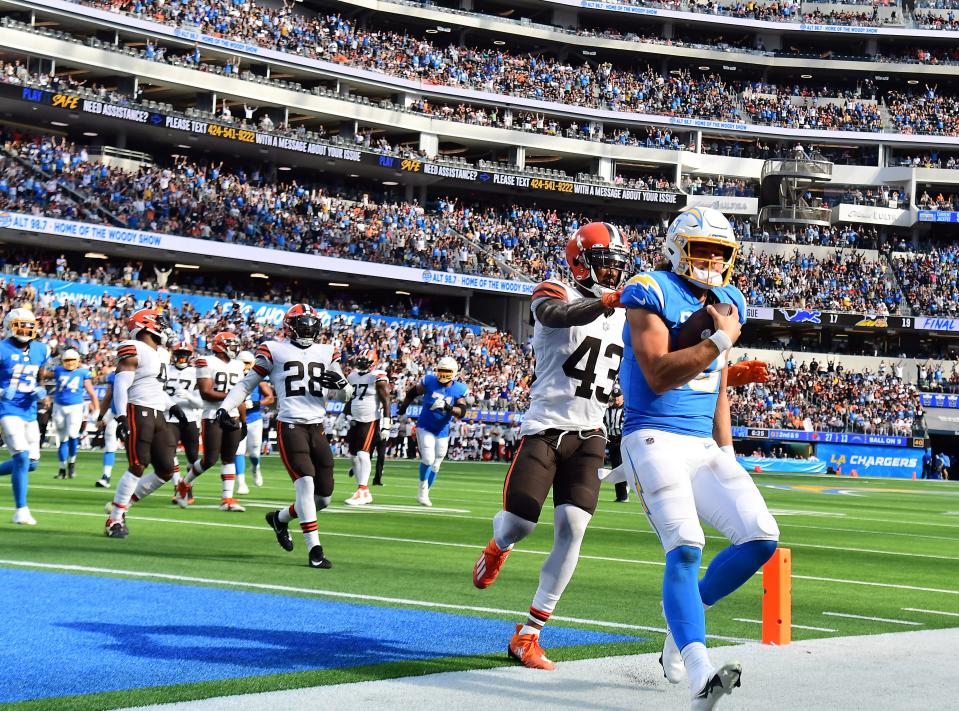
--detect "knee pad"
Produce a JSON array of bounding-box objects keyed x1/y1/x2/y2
[
  {"x1": 314, "y1": 495, "x2": 331, "y2": 511},
  {"x1": 554, "y1": 504, "x2": 591, "y2": 542}
]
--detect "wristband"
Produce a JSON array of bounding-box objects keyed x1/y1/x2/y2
[{"x1": 708, "y1": 330, "x2": 733, "y2": 354}]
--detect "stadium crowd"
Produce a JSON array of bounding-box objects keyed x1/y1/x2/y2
[
  {"x1": 728, "y1": 363, "x2": 923, "y2": 436},
  {"x1": 890, "y1": 244, "x2": 959, "y2": 316}
]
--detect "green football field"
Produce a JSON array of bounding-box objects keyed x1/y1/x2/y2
[{"x1": 1, "y1": 451, "x2": 957, "y2": 710}]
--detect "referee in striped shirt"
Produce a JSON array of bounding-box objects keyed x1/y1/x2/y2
[{"x1": 604, "y1": 384, "x2": 627, "y2": 502}]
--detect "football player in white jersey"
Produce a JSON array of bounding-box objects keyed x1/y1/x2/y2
[
  {"x1": 472, "y1": 222, "x2": 630, "y2": 669},
  {"x1": 344, "y1": 349, "x2": 391, "y2": 506},
  {"x1": 104, "y1": 309, "x2": 178, "y2": 538},
  {"x1": 219, "y1": 304, "x2": 353, "y2": 569},
  {"x1": 164, "y1": 342, "x2": 203, "y2": 501},
  {"x1": 175, "y1": 332, "x2": 247, "y2": 512}
]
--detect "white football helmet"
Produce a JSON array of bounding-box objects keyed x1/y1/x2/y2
[
  {"x1": 4, "y1": 308, "x2": 37, "y2": 343},
  {"x1": 435, "y1": 356, "x2": 458, "y2": 385},
  {"x1": 664, "y1": 207, "x2": 738, "y2": 289},
  {"x1": 61, "y1": 348, "x2": 81, "y2": 371}
]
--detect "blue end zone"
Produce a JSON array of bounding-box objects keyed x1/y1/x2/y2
[{"x1": 0, "y1": 568, "x2": 644, "y2": 702}]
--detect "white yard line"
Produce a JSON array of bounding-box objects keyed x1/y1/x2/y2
[
  {"x1": 733, "y1": 618, "x2": 836, "y2": 633},
  {"x1": 822, "y1": 612, "x2": 922, "y2": 626},
  {"x1": 4, "y1": 507, "x2": 958, "y2": 596},
  {"x1": 902, "y1": 608, "x2": 959, "y2": 618},
  {"x1": 0, "y1": 558, "x2": 748, "y2": 642}
]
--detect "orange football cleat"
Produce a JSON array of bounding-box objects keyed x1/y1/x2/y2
[
  {"x1": 174, "y1": 480, "x2": 194, "y2": 508},
  {"x1": 508, "y1": 624, "x2": 556, "y2": 670},
  {"x1": 473, "y1": 538, "x2": 511, "y2": 589}
]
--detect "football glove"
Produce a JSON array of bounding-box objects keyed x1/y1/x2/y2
[
  {"x1": 239, "y1": 421, "x2": 248, "y2": 441},
  {"x1": 115, "y1": 414, "x2": 129, "y2": 441},
  {"x1": 380, "y1": 417, "x2": 392, "y2": 441},
  {"x1": 319, "y1": 370, "x2": 348, "y2": 390},
  {"x1": 600, "y1": 286, "x2": 625, "y2": 310},
  {"x1": 168, "y1": 404, "x2": 188, "y2": 424},
  {"x1": 727, "y1": 360, "x2": 769, "y2": 387},
  {"x1": 215, "y1": 407, "x2": 241, "y2": 431}
]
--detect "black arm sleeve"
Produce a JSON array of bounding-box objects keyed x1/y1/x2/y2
[{"x1": 535, "y1": 297, "x2": 611, "y2": 328}]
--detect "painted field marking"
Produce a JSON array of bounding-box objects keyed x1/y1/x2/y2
[
  {"x1": 4, "y1": 507, "x2": 958, "y2": 596},
  {"x1": 0, "y1": 558, "x2": 748, "y2": 643},
  {"x1": 822, "y1": 612, "x2": 922, "y2": 626},
  {"x1": 733, "y1": 618, "x2": 836, "y2": 633},
  {"x1": 902, "y1": 608, "x2": 959, "y2": 618}
]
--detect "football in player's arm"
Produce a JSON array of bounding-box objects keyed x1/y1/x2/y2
[{"x1": 618, "y1": 207, "x2": 779, "y2": 709}]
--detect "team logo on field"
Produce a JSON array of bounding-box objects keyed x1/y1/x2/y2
[{"x1": 778, "y1": 308, "x2": 822, "y2": 324}]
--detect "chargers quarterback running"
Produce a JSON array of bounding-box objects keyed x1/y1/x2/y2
[
  {"x1": 52, "y1": 348, "x2": 99, "y2": 479},
  {"x1": 472, "y1": 222, "x2": 629, "y2": 669},
  {"x1": 397, "y1": 356, "x2": 468, "y2": 507},
  {"x1": 219, "y1": 304, "x2": 352, "y2": 569},
  {"x1": 618, "y1": 207, "x2": 779, "y2": 709},
  {"x1": 0, "y1": 308, "x2": 50, "y2": 525}
]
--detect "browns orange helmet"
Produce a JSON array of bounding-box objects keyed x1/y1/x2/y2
[
  {"x1": 128, "y1": 309, "x2": 170, "y2": 345},
  {"x1": 210, "y1": 332, "x2": 241, "y2": 359},
  {"x1": 283, "y1": 304, "x2": 321, "y2": 348},
  {"x1": 171, "y1": 341, "x2": 195, "y2": 370},
  {"x1": 565, "y1": 222, "x2": 631, "y2": 297}
]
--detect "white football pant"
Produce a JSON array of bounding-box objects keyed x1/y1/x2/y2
[
  {"x1": 416, "y1": 429, "x2": 450, "y2": 473},
  {"x1": 1, "y1": 415, "x2": 41, "y2": 459},
  {"x1": 621, "y1": 429, "x2": 779, "y2": 553},
  {"x1": 53, "y1": 403, "x2": 86, "y2": 441}
]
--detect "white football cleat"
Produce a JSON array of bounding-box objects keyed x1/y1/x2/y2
[
  {"x1": 219, "y1": 498, "x2": 246, "y2": 512},
  {"x1": 416, "y1": 486, "x2": 433, "y2": 507},
  {"x1": 237, "y1": 482, "x2": 251, "y2": 496},
  {"x1": 660, "y1": 602, "x2": 685, "y2": 684},
  {"x1": 691, "y1": 662, "x2": 742, "y2": 711},
  {"x1": 12, "y1": 507, "x2": 37, "y2": 525},
  {"x1": 253, "y1": 468, "x2": 263, "y2": 487},
  {"x1": 344, "y1": 489, "x2": 373, "y2": 506}
]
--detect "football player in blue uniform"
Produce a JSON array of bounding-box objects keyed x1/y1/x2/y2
[
  {"x1": 397, "y1": 356, "x2": 468, "y2": 507},
  {"x1": 0, "y1": 308, "x2": 51, "y2": 524},
  {"x1": 618, "y1": 207, "x2": 779, "y2": 710},
  {"x1": 52, "y1": 348, "x2": 98, "y2": 479},
  {"x1": 94, "y1": 371, "x2": 120, "y2": 488},
  {"x1": 234, "y1": 350, "x2": 274, "y2": 494}
]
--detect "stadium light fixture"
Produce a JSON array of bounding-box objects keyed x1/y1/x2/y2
[
  {"x1": 426, "y1": 28, "x2": 438, "y2": 34},
  {"x1": 278, "y1": 166, "x2": 292, "y2": 171},
  {"x1": 493, "y1": 40, "x2": 505, "y2": 45},
  {"x1": 175, "y1": 263, "x2": 199, "y2": 269},
  {"x1": 382, "y1": 180, "x2": 399, "y2": 186},
  {"x1": 84, "y1": 252, "x2": 108, "y2": 259},
  {"x1": 396, "y1": 290, "x2": 411, "y2": 295},
  {"x1": 50, "y1": 120, "x2": 69, "y2": 127},
  {"x1": 801, "y1": 74, "x2": 812, "y2": 79},
  {"x1": 329, "y1": 282, "x2": 350, "y2": 288},
  {"x1": 176, "y1": 144, "x2": 191, "y2": 149},
  {"x1": 698, "y1": 66, "x2": 709, "y2": 71},
  {"x1": 907, "y1": 79, "x2": 919, "y2": 85},
  {"x1": 348, "y1": 173, "x2": 360, "y2": 178},
  {"x1": 250, "y1": 272, "x2": 269, "y2": 279},
  {"x1": 82, "y1": 131, "x2": 98, "y2": 137}
]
